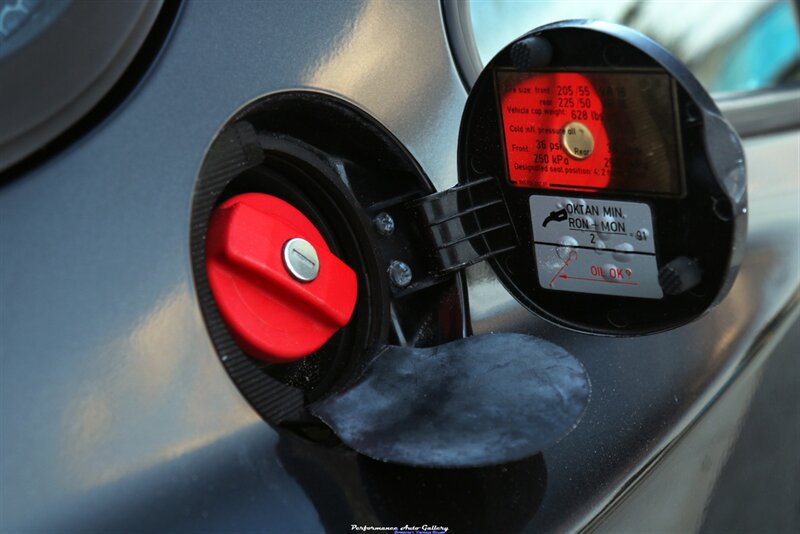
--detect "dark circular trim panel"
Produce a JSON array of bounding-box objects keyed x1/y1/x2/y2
[
  {"x1": 458, "y1": 21, "x2": 747, "y2": 335},
  {"x1": 191, "y1": 92, "x2": 468, "y2": 428},
  {"x1": 191, "y1": 121, "x2": 307, "y2": 424},
  {"x1": 0, "y1": 0, "x2": 177, "y2": 176}
]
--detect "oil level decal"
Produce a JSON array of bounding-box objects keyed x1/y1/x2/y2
[{"x1": 531, "y1": 195, "x2": 663, "y2": 299}]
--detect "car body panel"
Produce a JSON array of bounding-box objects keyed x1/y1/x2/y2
[{"x1": 0, "y1": 1, "x2": 798, "y2": 531}]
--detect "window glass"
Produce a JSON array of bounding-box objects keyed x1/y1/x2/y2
[{"x1": 468, "y1": 0, "x2": 800, "y2": 94}]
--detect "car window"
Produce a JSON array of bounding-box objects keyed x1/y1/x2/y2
[{"x1": 468, "y1": 0, "x2": 800, "y2": 95}]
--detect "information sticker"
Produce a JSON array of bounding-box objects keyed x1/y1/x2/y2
[
  {"x1": 496, "y1": 70, "x2": 683, "y2": 196},
  {"x1": 530, "y1": 194, "x2": 662, "y2": 299}
]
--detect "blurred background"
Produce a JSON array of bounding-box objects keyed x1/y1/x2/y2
[{"x1": 468, "y1": 0, "x2": 800, "y2": 95}]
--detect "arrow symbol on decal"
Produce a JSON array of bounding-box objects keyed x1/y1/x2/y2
[{"x1": 549, "y1": 249, "x2": 578, "y2": 287}]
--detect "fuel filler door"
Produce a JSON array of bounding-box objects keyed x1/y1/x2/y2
[{"x1": 450, "y1": 20, "x2": 746, "y2": 334}]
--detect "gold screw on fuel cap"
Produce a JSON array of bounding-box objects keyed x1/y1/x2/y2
[{"x1": 561, "y1": 121, "x2": 594, "y2": 160}]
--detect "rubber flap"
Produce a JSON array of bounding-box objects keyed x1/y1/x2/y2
[{"x1": 311, "y1": 333, "x2": 590, "y2": 467}]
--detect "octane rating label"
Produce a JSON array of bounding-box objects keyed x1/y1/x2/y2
[
  {"x1": 531, "y1": 195, "x2": 655, "y2": 254},
  {"x1": 530, "y1": 195, "x2": 662, "y2": 299}
]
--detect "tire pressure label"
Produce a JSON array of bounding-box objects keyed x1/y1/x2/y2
[
  {"x1": 530, "y1": 195, "x2": 663, "y2": 299},
  {"x1": 496, "y1": 70, "x2": 683, "y2": 195}
]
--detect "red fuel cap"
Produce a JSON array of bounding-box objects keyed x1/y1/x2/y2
[{"x1": 206, "y1": 193, "x2": 358, "y2": 363}]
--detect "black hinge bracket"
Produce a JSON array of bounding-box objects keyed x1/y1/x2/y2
[{"x1": 408, "y1": 176, "x2": 518, "y2": 274}]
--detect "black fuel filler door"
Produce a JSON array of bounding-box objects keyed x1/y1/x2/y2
[{"x1": 445, "y1": 20, "x2": 747, "y2": 335}]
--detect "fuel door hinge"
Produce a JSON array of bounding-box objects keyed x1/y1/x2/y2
[{"x1": 408, "y1": 176, "x2": 518, "y2": 274}]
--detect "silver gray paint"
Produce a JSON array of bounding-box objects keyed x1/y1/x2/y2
[
  {"x1": 0, "y1": 1, "x2": 797, "y2": 532},
  {"x1": 1, "y1": 1, "x2": 463, "y2": 531}
]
